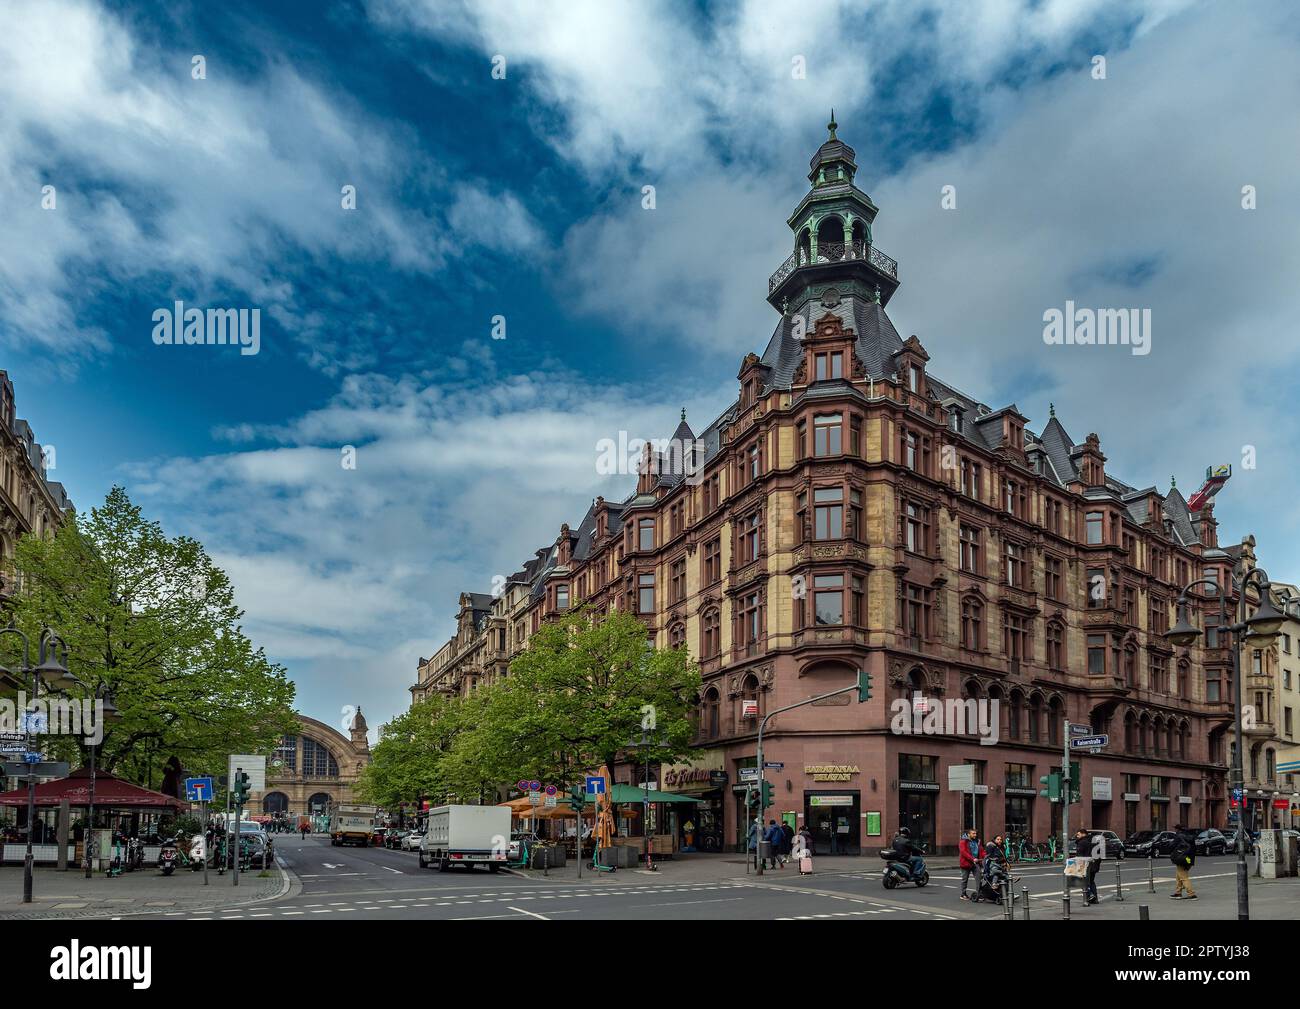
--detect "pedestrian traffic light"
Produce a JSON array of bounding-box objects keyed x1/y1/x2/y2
[
  {"x1": 856, "y1": 669, "x2": 873, "y2": 703},
  {"x1": 233, "y1": 770, "x2": 251, "y2": 807},
  {"x1": 567, "y1": 784, "x2": 585, "y2": 811},
  {"x1": 760, "y1": 780, "x2": 774, "y2": 811},
  {"x1": 1039, "y1": 772, "x2": 1061, "y2": 801}
]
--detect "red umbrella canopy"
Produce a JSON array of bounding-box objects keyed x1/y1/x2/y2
[{"x1": 0, "y1": 767, "x2": 185, "y2": 809}]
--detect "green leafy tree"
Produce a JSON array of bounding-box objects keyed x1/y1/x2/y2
[
  {"x1": 459, "y1": 608, "x2": 701, "y2": 788},
  {"x1": 354, "y1": 693, "x2": 466, "y2": 808},
  {"x1": 1, "y1": 486, "x2": 296, "y2": 782}
]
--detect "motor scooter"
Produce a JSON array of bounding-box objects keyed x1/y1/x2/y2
[{"x1": 879, "y1": 846, "x2": 930, "y2": 888}]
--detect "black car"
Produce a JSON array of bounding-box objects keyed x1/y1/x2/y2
[
  {"x1": 1194, "y1": 828, "x2": 1229, "y2": 855},
  {"x1": 1129, "y1": 830, "x2": 1184, "y2": 857},
  {"x1": 384, "y1": 829, "x2": 410, "y2": 849},
  {"x1": 1078, "y1": 829, "x2": 1126, "y2": 859},
  {"x1": 1123, "y1": 830, "x2": 1157, "y2": 854}
]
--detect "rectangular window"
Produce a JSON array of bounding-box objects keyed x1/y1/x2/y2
[
  {"x1": 959, "y1": 524, "x2": 982, "y2": 574},
  {"x1": 814, "y1": 574, "x2": 845, "y2": 626},
  {"x1": 637, "y1": 573, "x2": 655, "y2": 614},
  {"x1": 740, "y1": 591, "x2": 762, "y2": 646},
  {"x1": 814, "y1": 352, "x2": 843, "y2": 381},
  {"x1": 1045, "y1": 555, "x2": 1063, "y2": 600},
  {"x1": 1087, "y1": 634, "x2": 1106, "y2": 674},
  {"x1": 960, "y1": 458, "x2": 982, "y2": 499},
  {"x1": 904, "y1": 500, "x2": 931, "y2": 555},
  {"x1": 814, "y1": 414, "x2": 842, "y2": 456},
  {"x1": 556, "y1": 583, "x2": 569, "y2": 611},
  {"x1": 1086, "y1": 512, "x2": 1104, "y2": 545},
  {"x1": 703, "y1": 537, "x2": 721, "y2": 586},
  {"x1": 814, "y1": 487, "x2": 843, "y2": 540},
  {"x1": 1003, "y1": 479, "x2": 1026, "y2": 518},
  {"x1": 638, "y1": 518, "x2": 655, "y2": 551},
  {"x1": 739, "y1": 511, "x2": 761, "y2": 563},
  {"x1": 670, "y1": 558, "x2": 687, "y2": 604},
  {"x1": 1004, "y1": 541, "x2": 1027, "y2": 588},
  {"x1": 900, "y1": 584, "x2": 931, "y2": 644},
  {"x1": 1086, "y1": 567, "x2": 1105, "y2": 608}
]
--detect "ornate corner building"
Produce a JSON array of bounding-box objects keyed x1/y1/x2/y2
[
  {"x1": 253, "y1": 711, "x2": 372, "y2": 820},
  {"x1": 413, "y1": 122, "x2": 1242, "y2": 855},
  {"x1": 0, "y1": 371, "x2": 75, "y2": 597}
]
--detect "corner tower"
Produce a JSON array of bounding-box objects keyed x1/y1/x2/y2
[{"x1": 766, "y1": 113, "x2": 899, "y2": 314}]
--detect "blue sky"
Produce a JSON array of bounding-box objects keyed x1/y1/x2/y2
[{"x1": 3, "y1": 0, "x2": 1299, "y2": 739}]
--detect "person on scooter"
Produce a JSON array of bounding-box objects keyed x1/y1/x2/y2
[{"x1": 891, "y1": 827, "x2": 925, "y2": 879}]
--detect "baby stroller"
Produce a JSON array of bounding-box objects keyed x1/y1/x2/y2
[{"x1": 974, "y1": 859, "x2": 1017, "y2": 903}]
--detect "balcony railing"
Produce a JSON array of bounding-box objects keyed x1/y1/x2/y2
[{"x1": 768, "y1": 242, "x2": 898, "y2": 293}]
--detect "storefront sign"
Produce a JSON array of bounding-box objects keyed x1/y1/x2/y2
[
  {"x1": 898, "y1": 780, "x2": 939, "y2": 791},
  {"x1": 805, "y1": 764, "x2": 860, "y2": 782},
  {"x1": 1178, "y1": 796, "x2": 1193, "y2": 805},
  {"x1": 1092, "y1": 777, "x2": 1112, "y2": 801},
  {"x1": 1273, "y1": 799, "x2": 1290, "y2": 809},
  {"x1": 662, "y1": 766, "x2": 722, "y2": 789},
  {"x1": 1123, "y1": 792, "x2": 1141, "y2": 802},
  {"x1": 808, "y1": 795, "x2": 854, "y2": 807},
  {"x1": 1005, "y1": 786, "x2": 1037, "y2": 797}
]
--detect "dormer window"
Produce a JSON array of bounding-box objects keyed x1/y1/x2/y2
[
  {"x1": 815, "y1": 352, "x2": 843, "y2": 381},
  {"x1": 950, "y1": 409, "x2": 963, "y2": 434},
  {"x1": 909, "y1": 364, "x2": 923, "y2": 394}
]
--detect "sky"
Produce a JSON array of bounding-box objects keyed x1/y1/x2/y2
[{"x1": 3, "y1": 0, "x2": 1299, "y2": 740}]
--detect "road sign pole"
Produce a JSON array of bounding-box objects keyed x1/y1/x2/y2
[
  {"x1": 201, "y1": 798, "x2": 209, "y2": 886},
  {"x1": 233, "y1": 767, "x2": 241, "y2": 888},
  {"x1": 1061, "y1": 718, "x2": 1070, "y2": 917}
]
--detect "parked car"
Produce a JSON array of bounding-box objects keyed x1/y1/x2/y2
[
  {"x1": 1079, "y1": 829, "x2": 1125, "y2": 859},
  {"x1": 1128, "y1": 830, "x2": 1183, "y2": 857},
  {"x1": 507, "y1": 831, "x2": 539, "y2": 861},
  {"x1": 384, "y1": 829, "x2": 409, "y2": 849},
  {"x1": 1123, "y1": 830, "x2": 1156, "y2": 854},
  {"x1": 1194, "y1": 828, "x2": 1229, "y2": 855},
  {"x1": 371, "y1": 827, "x2": 388, "y2": 847},
  {"x1": 400, "y1": 830, "x2": 423, "y2": 851}
]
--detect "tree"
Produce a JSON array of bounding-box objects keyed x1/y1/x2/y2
[
  {"x1": 1, "y1": 486, "x2": 296, "y2": 783},
  {"x1": 460, "y1": 608, "x2": 701, "y2": 787},
  {"x1": 353, "y1": 693, "x2": 466, "y2": 808}
]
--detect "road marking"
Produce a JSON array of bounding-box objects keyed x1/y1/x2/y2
[
  {"x1": 508, "y1": 905, "x2": 550, "y2": 920},
  {"x1": 629, "y1": 897, "x2": 745, "y2": 909},
  {"x1": 382, "y1": 866, "x2": 404, "y2": 874}
]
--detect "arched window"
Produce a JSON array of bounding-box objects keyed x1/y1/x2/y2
[
  {"x1": 1048, "y1": 697, "x2": 1064, "y2": 745},
  {"x1": 302, "y1": 737, "x2": 339, "y2": 778},
  {"x1": 701, "y1": 607, "x2": 721, "y2": 659},
  {"x1": 740, "y1": 674, "x2": 761, "y2": 726},
  {"x1": 961, "y1": 598, "x2": 983, "y2": 650},
  {"x1": 816, "y1": 215, "x2": 845, "y2": 261},
  {"x1": 307, "y1": 792, "x2": 332, "y2": 814},
  {"x1": 1266, "y1": 748, "x2": 1276, "y2": 782},
  {"x1": 1046, "y1": 621, "x2": 1064, "y2": 670},
  {"x1": 1027, "y1": 694, "x2": 1042, "y2": 743},
  {"x1": 797, "y1": 226, "x2": 812, "y2": 266},
  {"x1": 262, "y1": 792, "x2": 289, "y2": 814},
  {"x1": 1007, "y1": 690, "x2": 1023, "y2": 741},
  {"x1": 275, "y1": 735, "x2": 298, "y2": 772},
  {"x1": 702, "y1": 687, "x2": 720, "y2": 740},
  {"x1": 668, "y1": 622, "x2": 686, "y2": 649}
]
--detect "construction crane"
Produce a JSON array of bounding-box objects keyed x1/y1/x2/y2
[{"x1": 1188, "y1": 464, "x2": 1232, "y2": 512}]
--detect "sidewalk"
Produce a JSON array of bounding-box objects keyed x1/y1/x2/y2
[
  {"x1": 507, "y1": 850, "x2": 964, "y2": 884},
  {"x1": 0, "y1": 862, "x2": 294, "y2": 919}
]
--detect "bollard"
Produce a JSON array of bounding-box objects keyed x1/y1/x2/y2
[
  {"x1": 1003, "y1": 879, "x2": 1013, "y2": 920},
  {"x1": 1115, "y1": 859, "x2": 1124, "y2": 902},
  {"x1": 1139, "y1": 903, "x2": 1149, "y2": 920},
  {"x1": 1063, "y1": 886, "x2": 1071, "y2": 920},
  {"x1": 1147, "y1": 856, "x2": 1155, "y2": 893},
  {"x1": 1022, "y1": 885, "x2": 1031, "y2": 920}
]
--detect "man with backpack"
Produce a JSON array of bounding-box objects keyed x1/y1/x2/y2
[{"x1": 1170, "y1": 826, "x2": 1197, "y2": 899}]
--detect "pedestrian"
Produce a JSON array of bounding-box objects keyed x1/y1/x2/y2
[
  {"x1": 1073, "y1": 828, "x2": 1102, "y2": 905},
  {"x1": 780, "y1": 819, "x2": 795, "y2": 860},
  {"x1": 958, "y1": 828, "x2": 984, "y2": 901},
  {"x1": 798, "y1": 824, "x2": 814, "y2": 858},
  {"x1": 1170, "y1": 826, "x2": 1197, "y2": 900},
  {"x1": 746, "y1": 819, "x2": 759, "y2": 867},
  {"x1": 765, "y1": 819, "x2": 785, "y2": 869}
]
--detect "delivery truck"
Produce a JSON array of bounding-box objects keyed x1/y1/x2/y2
[
  {"x1": 327, "y1": 802, "x2": 378, "y2": 846},
  {"x1": 417, "y1": 804, "x2": 512, "y2": 872}
]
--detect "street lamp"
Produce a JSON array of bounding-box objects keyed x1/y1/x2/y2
[
  {"x1": 85, "y1": 686, "x2": 121, "y2": 878},
  {"x1": 0, "y1": 624, "x2": 71, "y2": 904},
  {"x1": 1165, "y1": 563, "x2": 1279, "y2": 922}
]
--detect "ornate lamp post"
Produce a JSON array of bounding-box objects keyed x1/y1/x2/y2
[{"x1": 1166, "y1": 564, "x2": 1284, "y2": 921}]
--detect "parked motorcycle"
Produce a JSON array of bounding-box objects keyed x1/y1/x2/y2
[
  {"x1": 159, "y1": 836, "x2": 180, "y2": 876},
  {"x1": 879, "y1": 847, "x2": 930, "y2": 889}
]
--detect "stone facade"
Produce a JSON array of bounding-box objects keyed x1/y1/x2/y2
[{"x1": 252, "y1": 712, "x2": 371, "y2": 820}]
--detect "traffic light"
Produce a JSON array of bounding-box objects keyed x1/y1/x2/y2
[
  {"x1": 567, "y1": 784, "x2": 586, "y2": 811},
  {"x1": 746, "y1": 788, "x2": 762, "y2": 813},
  {"x1": 1039, "y1": 772, "x2": 1061, "y2": 802},
  {"x1": 760, "y1": 780, "x2": 774, "y2": 811},
  {"x1": 856, "y1": 669, "x2": 873, "y2": 703},
  {"x1": 233, "y1": 770, "x2": 251, "y2": 807}
]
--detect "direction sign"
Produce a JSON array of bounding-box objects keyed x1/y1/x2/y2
[
  {"x1": 1068, "y1": 723, "x2": 1093, "y2": 737},
  {"x1": 21, "y1": 752, "x2": 42, "y2": 764},
  {"x1": 0, "y1": 732, "x2": 25, "y2": 743},
  {"x1": 185, "y1": 776, "x2": 215, "y2": 802},
  {"x1": 764, "y1": 762, "x2": 784, "y2": 771},
  {"x1": 1069, "y1": 735, "x2": 1108, "y2": 749},
  {"x1": 738, "y1": 767, "x2": 760, "y2": 782},
  {"x1": 584, "y1": 776, "x2": 606, "y2": 795}
]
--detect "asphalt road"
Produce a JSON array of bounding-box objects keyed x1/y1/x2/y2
[{"x1": 123, "y1": 840, "x2": 1263, "y2": 921}]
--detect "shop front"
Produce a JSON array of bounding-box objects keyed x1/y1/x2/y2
[
  {"x1": 898, "y1": 754, "x2": 940, "y2": 852},
  {"x1": 661, "y1": 752, "x2": 727, "y2": 853},
  {"x1": 804, "y1": 791, "x2": 860, "y2": 854}
]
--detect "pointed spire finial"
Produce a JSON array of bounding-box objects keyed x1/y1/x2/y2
[
  {"x1": 827, "y1": 109, "x2": 838, "y2": 140},
  {"x1": 1171, "y1": 475, "x2": 1177, "y2": 488},
  {"x1": 680, "y1": 407, "x2": 686, "y2": 422},
  {"x1": 1049, "y1": 402, "x2": 1055, "y2": 418},
  {"x1": 872, "y1": 284, "x2": 882, "y2": 304}
]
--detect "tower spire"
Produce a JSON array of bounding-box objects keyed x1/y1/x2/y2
[{"x1": 827, "y1": 109, "x2": 837, "y2": 140}]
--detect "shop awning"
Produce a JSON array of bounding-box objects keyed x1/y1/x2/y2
[
  {"x1": 596, "y1": 785, "x2": 700, "y2": 805},
  {"x1": 0, "y1": 767, "x2": 184, "y2": 809}
]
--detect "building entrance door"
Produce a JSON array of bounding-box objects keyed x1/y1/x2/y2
[
  {"x1": 806, "y1": 792, "x2": 861, "y2": 854},
  {"x1": 898, "y1": 791, "x2": 936, "y2": 852}
]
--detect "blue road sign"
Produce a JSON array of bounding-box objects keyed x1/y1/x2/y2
[
  {"x1": 764, "y1": 762, "x2": 784, "y2": 770},
  {"x1": 21, "y1": 752, "x2": 41, "y2": 764},
  {"x1": 1069, "y1": 735, "x2": 1108, "y2": 749},
  {"x1": 185, "y1": 776, "x2": 215, "y2": 802},
  {"x1": 585, "y1": 776, "x2": 606, "y2": 795}
]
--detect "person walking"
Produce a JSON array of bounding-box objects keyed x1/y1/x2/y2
[
  {"x1": 765, "y1": 819, "x2": 786, "y2": 869},
  {"x1": 1170, "y1": 826, "x2": 1197, "y2": 900},
  {"x1": 958, "y1": 828, "x2": 984, "y2": 901},
  {"x1": 781, "y1": 819, "x2": 795, "y2": 861},
  {"x1": 797, "y1": 824, "x2": 814, "y2": 858},
  {"x1": 746, "y1": 818, "x2": 759, "y2": 869}
]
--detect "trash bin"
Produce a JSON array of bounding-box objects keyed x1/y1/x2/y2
[{"x1": 758, "y1": 841, "x2": 772, "y2": 861}]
